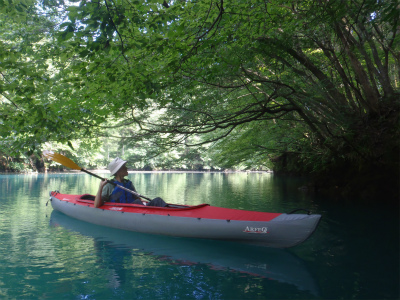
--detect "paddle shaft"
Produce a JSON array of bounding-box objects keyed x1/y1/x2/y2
[{"x1": 81, "y1": 169, "x2": 152, "y2": 201}]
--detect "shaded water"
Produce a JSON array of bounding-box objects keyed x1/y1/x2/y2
[{"x1": 0, "y1": 172, "x2": 398, "y2": 299}]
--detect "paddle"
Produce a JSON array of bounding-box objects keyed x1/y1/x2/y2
[{"x1": 42, "y1": 150, "x2": 152, "y2": 201}]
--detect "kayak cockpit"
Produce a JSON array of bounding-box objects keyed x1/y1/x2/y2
[{"x1": 77, "y1": 193, "x2": 210, "y2": 210}]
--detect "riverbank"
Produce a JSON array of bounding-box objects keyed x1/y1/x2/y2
[
  {"x1": 2, "y1": 168, "x2": 397, "y2": 203},
  {"x1": 0, "y1": 169, "x2": 273, "y2": 175}
]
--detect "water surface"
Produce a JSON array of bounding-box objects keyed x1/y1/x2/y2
[{"x1": 0, "y1": 172, "x2": 398, "y2": 299}]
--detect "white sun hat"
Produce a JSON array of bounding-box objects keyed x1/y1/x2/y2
[{"x1": 108, "y1": 157, "x2": 127, "y2": 175}]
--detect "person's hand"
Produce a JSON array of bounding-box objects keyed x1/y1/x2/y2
[{"x1": 99, "y1": 179, "x2": 108, "y2": 188}]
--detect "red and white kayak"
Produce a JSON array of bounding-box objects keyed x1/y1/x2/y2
[{"x1": 49, "y1": 191, "x2": 321, "y2": 248}]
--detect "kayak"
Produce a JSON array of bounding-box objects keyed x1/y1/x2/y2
[{"x1": 49, "y1": 191, "x2": 321, "y2": 248}]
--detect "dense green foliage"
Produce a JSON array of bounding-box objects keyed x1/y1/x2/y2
[{"x1": 0, "y1": 0, "x2": 398, "y2": 198}]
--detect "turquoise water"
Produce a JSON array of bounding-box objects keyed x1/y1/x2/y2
[{"x1": 0, "y1": 172, "x2": 398, "y2": 299}]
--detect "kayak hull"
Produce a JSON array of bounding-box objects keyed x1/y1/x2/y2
[{"x1": 49, "y1": 191, "x2": 321, "y2": 248}]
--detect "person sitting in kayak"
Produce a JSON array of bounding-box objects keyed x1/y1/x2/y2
[{"x1": 94, "y1": 157, "x2": 167, "y2": 208}]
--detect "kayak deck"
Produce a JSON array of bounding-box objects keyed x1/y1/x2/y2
[{"x1": 54, "y1": 192, "x2": 282, "y2": 222}]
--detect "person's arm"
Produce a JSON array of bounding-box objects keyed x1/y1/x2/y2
[{"x1": 94, "y1": 179, "x2": 108, "y2": 208}]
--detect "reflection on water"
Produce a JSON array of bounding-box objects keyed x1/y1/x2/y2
[{"x1": 50, "y1": 210, "x2": 319, "y2": 296}]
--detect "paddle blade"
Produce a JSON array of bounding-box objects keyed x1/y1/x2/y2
[{"x1": 43, "y1": 150, "x2": 82, "y2": 170}]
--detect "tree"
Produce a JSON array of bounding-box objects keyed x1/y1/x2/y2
[
  {"x1": 0, "y1": 0, "x2": 83, "y2": 156},
  {"x1": 1, "y1": 0, "x2": 399, "y2": 197}
]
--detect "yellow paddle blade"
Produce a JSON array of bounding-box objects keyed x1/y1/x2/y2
[{"x1": 43, "y1": 150, "x2": 82, "y2": 170}]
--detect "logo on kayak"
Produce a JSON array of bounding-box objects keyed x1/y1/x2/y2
[
  {"x1": 243, "y1": 226, "x2": 268, "y2": 234},
  {"x1": 109, "y1": 207, "x2": 123, "y2": 211}
]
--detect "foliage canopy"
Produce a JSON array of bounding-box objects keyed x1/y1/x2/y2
[{"x1": 0, "y1": 0, "x2": 399, "y2": 196}]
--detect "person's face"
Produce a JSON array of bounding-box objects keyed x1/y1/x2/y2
[{"x1": 116, "y1": 164, "x2": 128, "y2": 177}]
